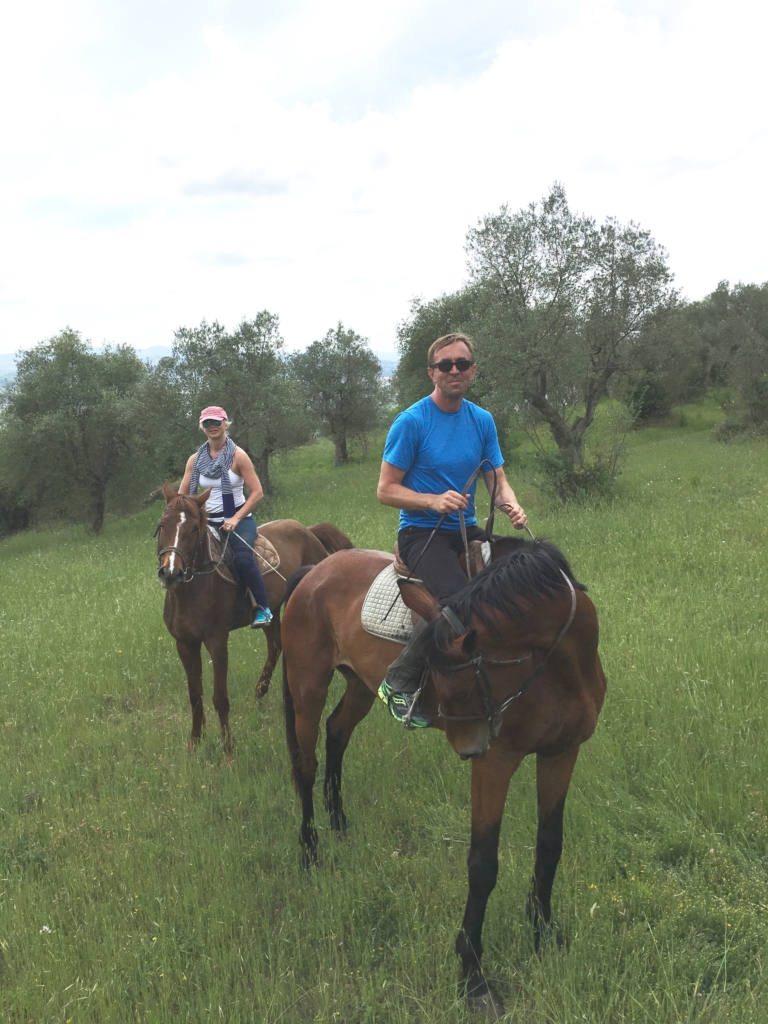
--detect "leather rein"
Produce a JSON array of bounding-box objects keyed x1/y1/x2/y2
[{"x1": 433, "y1": 571, "x2": 578, "y2": 734}]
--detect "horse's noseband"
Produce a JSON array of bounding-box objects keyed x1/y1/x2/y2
[{"x1": 433, "y1": 571, "x2": 578, "y2": 737}]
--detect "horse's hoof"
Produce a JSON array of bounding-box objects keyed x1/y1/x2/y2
[
  {"x1": 465, "y1": 986, "x2": 505, "y2": 1021},
  {"x1": 186, "y1": 737, "x2": 201, "y2": 753},
  {"x1": 254, "y1": 679, "x2": 271, "y2": 699},
  {"x1": 300, "y1": 848, "x2": 319, "y2": 871}
]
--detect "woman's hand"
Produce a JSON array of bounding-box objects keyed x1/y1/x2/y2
[{"x1": 221, "y1": 517, "x2": 239, "y2": 532}]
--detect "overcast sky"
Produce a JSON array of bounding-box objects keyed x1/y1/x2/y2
[{"x1": 0, "y1": 0, "x2": 765, "y2": 357}]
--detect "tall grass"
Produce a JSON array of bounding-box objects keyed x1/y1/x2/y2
[{"x1": 0, "y1": 429, "x2": 766, "y2": 1022}]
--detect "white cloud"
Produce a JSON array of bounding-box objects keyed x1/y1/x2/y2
[{"x1": 0, "y1": 0, "x2": 766, "y2": 355}]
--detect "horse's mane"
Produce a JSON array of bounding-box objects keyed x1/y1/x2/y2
[{"x1": 424, "y1": 538, "x2": 586, "y2": 666}]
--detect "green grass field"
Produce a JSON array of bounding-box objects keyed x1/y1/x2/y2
[{"x1": 0, "y1": 425, "x2": 767, "y2": 1023}]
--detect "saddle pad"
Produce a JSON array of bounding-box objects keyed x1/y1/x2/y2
[
  {"x1": 361, "y1": 563, "x2": 416, "y2": 645},
  {"x1": 254, "y1": 534, "x2": 280, "y2": 572}
]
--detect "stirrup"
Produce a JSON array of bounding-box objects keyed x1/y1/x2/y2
[
  {"x1": 377, "y1": 681, "x2": 431, "y2": 729},
  {"x1": 251, "y1": 607, "x2": 273, "y2": 628}
]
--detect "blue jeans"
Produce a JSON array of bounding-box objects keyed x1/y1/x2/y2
[{"x1": 229, "y1": 515, "x2": 270, "y2": 610}]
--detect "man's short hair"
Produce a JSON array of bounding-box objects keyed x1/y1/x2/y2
[{"x1": 427, "y1": 333, "x2": 475, "y2": 366}]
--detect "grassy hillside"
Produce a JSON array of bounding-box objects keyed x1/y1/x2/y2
[{"x1": 0, "y1": 427, "x2": 766, "y2": 1022}]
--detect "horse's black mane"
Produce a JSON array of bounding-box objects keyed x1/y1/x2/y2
[{"x1": 423, "y1": 537, "x2": 586, "y2": 667}]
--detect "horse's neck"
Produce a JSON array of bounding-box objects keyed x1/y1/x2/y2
[{"x1": 191, "y1": 525, "x2": 211, "y2": 570}]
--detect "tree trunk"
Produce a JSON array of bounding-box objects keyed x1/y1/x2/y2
[
  {"x1": 527, "y1": 376, "x2": 586, "y2": 472},
  {"x1": 333, "y1": 433, "x2": 348, "y2": 466},
  {"x1": 88, "y1": 480, "x2": 107, "y2": 533},
  {"x1": 254, "y1": 446, "x2": 273, "y2": 496}
]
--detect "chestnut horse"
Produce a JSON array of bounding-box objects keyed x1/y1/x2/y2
[
  {"x1": 156, "y1": 482, "x2": 353, "y2": 753},
  {"x1": 280, "y1": 538, "x2": 605, "y2": 1018}
]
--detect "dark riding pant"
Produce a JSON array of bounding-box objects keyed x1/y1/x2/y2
[
  {"x1": 397, "y1": 525, "x2": 487, "y2": 603},
  {"x1": 229, "y1": 516, "x2": 270, "y2": 610},
  {"x1": 385, "y1": 524, "x2": 486, "y2": 697}
]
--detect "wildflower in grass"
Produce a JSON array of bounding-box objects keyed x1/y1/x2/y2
[{"x1": 38, "y1": 925, "x2": 51, "y2": 934}]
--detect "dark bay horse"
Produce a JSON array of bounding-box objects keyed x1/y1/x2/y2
[
  {"x1": 280, "y1": 538, "x2": 605, "y2": 1018},
  {"x1": 156, "y1": 482, "x2": 353, "y2": 753}
]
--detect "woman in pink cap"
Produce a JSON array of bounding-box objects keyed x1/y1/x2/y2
[{"x1": 179, "y1": 406, "x2": 272, "y2": 626}]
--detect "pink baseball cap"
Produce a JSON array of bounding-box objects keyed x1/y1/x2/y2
[{"x1": 199, "y1": 406, "x2": 228, "y2": 422}]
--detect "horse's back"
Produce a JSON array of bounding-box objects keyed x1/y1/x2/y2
[{"x1": 281, "y1": 549, "x2": 400, "y2": 692}]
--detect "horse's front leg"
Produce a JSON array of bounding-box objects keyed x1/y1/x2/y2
[
  {"x1": 527, "y1": 746, "x2": 579, "y2": 950},
  {"x1": 457, "y1": 747, "x2": 522, "y2": 1019},
  {"x1": 176, "y1": 639, "x2": 205, "y2": 749},
  {"x1": 204, "y1": 635, "x2": 231, "y2": 756},
  {"x1": 255, "y1": 611, "x2": 281, "y2": 699}
]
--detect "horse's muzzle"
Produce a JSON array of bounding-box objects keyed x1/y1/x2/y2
[
  {"x1": 453, "y1": 728, "x2": 490, "y2": 761},
  {"x1": 158, "y1": 565, "x2": 185, "y2": 588}
]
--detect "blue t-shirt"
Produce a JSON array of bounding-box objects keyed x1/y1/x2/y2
[{"x1": 383, "y1": 396, "x2": 504, "y2": 531}]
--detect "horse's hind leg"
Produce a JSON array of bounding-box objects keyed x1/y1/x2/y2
[
  {"x1": 176, "y1": 639, "x2": 206, "y2": 749},
  {"x1": 527, "y1": 746, "x2": 580, "y2": 950},
  {"x1": 283, "y1": 652, "x2": 335, "y2": 867},
  {"x1": 324, "y1": 668, "x2": 375, "y2": 834},
  {"x1": 255, "y1": 611, "x2": 281, "y2": 699}
]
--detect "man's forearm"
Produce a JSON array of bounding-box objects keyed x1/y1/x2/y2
[
  {"x1": 483, "y1": 470, "x2": 519, "y2": 509},
  {"x1": 377, "y1": 481, "x2": 439, "y2": 512}
]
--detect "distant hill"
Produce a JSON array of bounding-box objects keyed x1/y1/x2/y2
[{"x1": 0, "y1": 347, "x2": 398, "y2": 382}]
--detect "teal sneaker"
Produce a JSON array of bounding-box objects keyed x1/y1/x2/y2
[
  {"x1": 251, "y1": 607, "x2": 273, "y2": 628},
  {"x1": 377, "y1": 680, "x2": 431, "y2": 729}
]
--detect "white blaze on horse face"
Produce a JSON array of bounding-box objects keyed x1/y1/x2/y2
[{"x1": 168, "y1": 511, "x2": 186, "y2": 572}]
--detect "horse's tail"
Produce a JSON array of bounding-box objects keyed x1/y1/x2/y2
[
  {"x1": 282, "y1": 649, "x2": 301, "y2": 793},
  {"x1": 283, "y1": 565, "x2": 315, "y2": 608},
  {"x1": 308, "y1": 522, "x2": 354, "y2": 554}
]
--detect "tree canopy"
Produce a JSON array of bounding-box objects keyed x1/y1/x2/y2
[
  {"x1": 0, "y1": 329, "x2": 151, "y2": 532},
  {"x1": 157, "y1": 313, "x2": 313, "y2": 494},
  {"x1": 292, "y1": 324, "x2": 386, "y2": 466},
  {"x1": 397, "y1": 184, "x2": 678, "y2": 490}
]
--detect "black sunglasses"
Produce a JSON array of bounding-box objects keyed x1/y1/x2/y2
[
  {"x1": 430, "y1": 358, "x2": 474, "y2": 373},
  {"x1": 201, "y1": 419, "x2": 223, "y2": 428}
]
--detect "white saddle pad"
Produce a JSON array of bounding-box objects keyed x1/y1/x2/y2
[{"x1": 361, "y1": 563, "x2": 418, "y2": 645}]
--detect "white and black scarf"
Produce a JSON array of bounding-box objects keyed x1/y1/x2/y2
[{"x1": 190, "y1": 437, "x2": 237, "y2": 518}]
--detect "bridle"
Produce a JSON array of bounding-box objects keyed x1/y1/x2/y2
[
  {"x1": 430, "y1": 571, "x2": 577, "y2": 736},
  {"x1": 154, "y1": 503, "x2": 231, "y2": 583}
]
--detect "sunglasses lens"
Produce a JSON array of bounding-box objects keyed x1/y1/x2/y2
[
  {"x1": 435, "y1": 359, "x2": 472, "y2": 372},
  {"x1": 202, "y1": 419, "x2": 222, "y2": 427}
]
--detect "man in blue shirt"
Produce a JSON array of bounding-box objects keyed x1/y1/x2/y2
[{"x1": 377, "y1": 332, "x2": 527, "y2": 727}]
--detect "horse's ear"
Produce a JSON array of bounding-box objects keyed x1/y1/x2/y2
[
  {"x1": 397, "y1": 580, "x2": 441, "y2": 621},
  {"x1": 193, "y1": 487, "x2": 212, "y2": 507},
  {"x1": 162, "y1": 480, "x2": 177, "y2": 503}
]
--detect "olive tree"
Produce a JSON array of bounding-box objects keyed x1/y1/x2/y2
[
  {"x1": 465, "y1": 184, "x2": 677, "y2": 474},
  {"x1": 0, "y1": 329, "x2": 150, "y2": 532},
  {"x1": 292, "y1": 324, "x2": 386, "y2": 465},
  {"x1": 162, "y1": 313, "x2": 312, "y2": 494}
]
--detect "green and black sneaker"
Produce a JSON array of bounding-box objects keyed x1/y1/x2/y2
[{"x1": 377, "y1": 681, "x2": 431, "y2": 729}]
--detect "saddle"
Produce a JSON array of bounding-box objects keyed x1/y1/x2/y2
[
  {"x1": 392, "y1": 539, "x2": 490, "y2": 580},
  {"x1": 206, "y1": 525, "x2": 281, "y2": 631},
  {"x1": 361, "y1": 539, "x2": 492, "y2": 645},
  {"x1": 206, "y1": 525, "x2": 281, "y2": 586}
]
